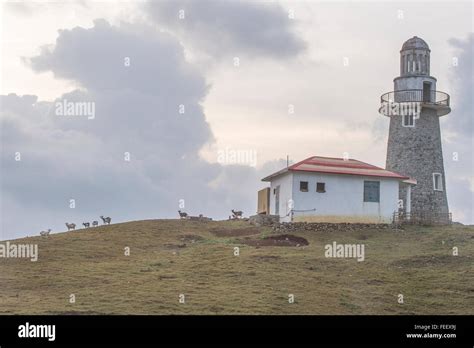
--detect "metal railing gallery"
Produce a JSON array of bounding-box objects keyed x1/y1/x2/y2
[{"x1": 380, "y1": 89, "x2": 450, "y2": 106}]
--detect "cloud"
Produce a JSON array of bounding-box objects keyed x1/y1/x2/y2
[
  {"x1": 444, "y1": 33, "x2": 474, "y2": 224},
  {"x1": 1, "y1": 19, "x2": 269, "y2": 239},
  {"x1": 447, "y1": 33, "x2": 474, "y2": 138},
  {"x1": 28, "y1": 19, "x2": 207, "y2": 100},
  {"x1": 145, "y1": 0, "x2": 306, "y2": 60}
]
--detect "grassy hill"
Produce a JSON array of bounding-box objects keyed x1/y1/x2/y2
[{"x1": 0, "y1": 219, "x2": 473, "y2": 315}]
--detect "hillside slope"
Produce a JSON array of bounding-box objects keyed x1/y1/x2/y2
[{"x1": 0, "y1": 220, "x2": 473, "y2": 314}]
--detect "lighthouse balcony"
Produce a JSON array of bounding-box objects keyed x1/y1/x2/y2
[{"x1": 379, "y1": 89, "x2": 450, "y2": 117}]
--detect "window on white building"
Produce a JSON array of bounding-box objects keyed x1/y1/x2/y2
[
  {"x1": 363, "y1": 181, "x2": 380, "y2": 202},
  {"x1": 433, "y1": 173, "x2": 443, "y2": 191},
  {"x1": 300, "y1": 181, "x2": 308, "y2": 192},
  {"x1": 316, "y1": 182, "x2": 326, "y2": 193}
]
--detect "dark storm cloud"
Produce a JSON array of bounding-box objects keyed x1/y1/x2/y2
[
  {"x1": 1, "y1": 20, "x2": 270, "y2": 239},
  {"x1": 145, "y1": 0, "x2": 306, "y2": 59},
  {"x1": 28, "y1": 20, "x2": 206, "y2": 100}
]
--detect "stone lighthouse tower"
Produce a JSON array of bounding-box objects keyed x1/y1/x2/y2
[{"x1": 379, "y1": 36, "x2": 451, "y2": 222}]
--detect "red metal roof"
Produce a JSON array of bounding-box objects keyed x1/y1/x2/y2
[{"x1": 262, "y1": 156, "x2": 410, "y2": 181}]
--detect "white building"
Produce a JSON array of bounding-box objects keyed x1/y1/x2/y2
[{"x1": 260, "y1": 156, "x2": 415, "y2": 223}]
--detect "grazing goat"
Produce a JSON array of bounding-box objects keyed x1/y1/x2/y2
[
  {"x1": 65, "y1": 223, "x2": 76, "y2": 231},
  {"x1": 92, "y1": 221, "x2": 99, "y2": 227},
  {"x1": 231, "y1": 209, "x2": 243, "y2": 219},
  {"x1": 82, "y1": 222, "x2": 90, "y2": 228},
  {"x1": 100, "y1": 216, "x2": 111, "y2": 224},
  {"x1": 178, "y1": 210, "x2": 188, "y2": 219},
  {"x1": 40, "y1": 229, "x2": 51, "y2": 237}
]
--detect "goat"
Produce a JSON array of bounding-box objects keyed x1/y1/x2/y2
[
  {"x1": 100, "y1": 216, "x2": 111, "y2": 224},
  {"x1": 40, "y1": 229, "x2": 51, "y2": 237},
  {"x1": 65, "y1": 223, "x2": 76, "y2": 231},
  {"x1": 82, "y1": 222, "x2": 90, "y2": 228},
  {"x1": 92, "y1": 221, "x2": 99, "y2": 227},
  {"x1": 231, "y1": 209, "x2": 243, "y2": 219},
  {"x1": 178, "y1": 210, "x2": 188, "y2": 219}
]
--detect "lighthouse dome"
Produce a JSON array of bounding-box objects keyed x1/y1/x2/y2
[
  {"x1": 401, "y1": 36, "x2": 430, "y2": 51},
  {"x1": 399, "y1": 36, "x2": 431, "y2": 76}
]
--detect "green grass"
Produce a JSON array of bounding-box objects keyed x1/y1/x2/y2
[{"x1": 0, "y1": 219, "x2": 472, "y2": 314}]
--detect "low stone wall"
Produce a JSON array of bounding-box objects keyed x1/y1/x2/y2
[
  {"x1": 272, "y1": 222, "x2": 395, "y2": 233},
  {"x1": 248, "y1": 214, "x2": 280, "y2": 226},
  {"x1": 250, "y1": 215, "x2": 396, "y2": 231}
]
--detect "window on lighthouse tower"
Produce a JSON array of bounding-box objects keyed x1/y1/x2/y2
[
  {"x1": 433, "y1": 173, "x2": 443, "y2": 191},
  {"x1": 403, "y1": 114, "x2": 414, "y2": 127}
]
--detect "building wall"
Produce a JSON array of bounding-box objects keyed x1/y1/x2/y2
[
  {"x1": 269, "y1": 173, "x2": 293, "y2": 222},
  {"x1": 290, "y1": 172, "x2": 400, "y2": 223}
]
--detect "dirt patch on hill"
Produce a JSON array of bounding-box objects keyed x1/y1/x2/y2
[
  {"x1": 211, "y1": 227, "x2": 261, "y2": 237},
  {"x1": 366, "y1": 279, "x2": 385, "y2": 285},
  {"x1": 178, "y1": 234, "x2": 204, "y2": 243},
  {"x1": 356, "y1": 234, "x2": 369, "y2": 240},
  {"x1": 251, "y1": 255, "x2": 282, "y2": 261},
  {"x1": 163, "y1": 243, "x2": 187, "y2": 250},
  {"x1": 239, "y1": 234, "x2": 309, "y2": 247},
  {"x1": 158, "y1": 275, "x2": 177, "y2": 280}
]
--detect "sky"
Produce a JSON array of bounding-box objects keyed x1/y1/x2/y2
[{"x1": 0, "y1": 0, "x2": 472, "y2": 240}]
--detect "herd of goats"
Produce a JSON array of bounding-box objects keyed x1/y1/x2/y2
[
  {"x1": 39, "y1": 216, "x2": 112, "y2": 237},
  {"x1": 38, "y1": 210, "x2": 244, "y2": 237}
]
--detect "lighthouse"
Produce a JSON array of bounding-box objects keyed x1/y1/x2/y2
[{"x1": 380, "y1": 36, "x2": 451, "y2": 223}]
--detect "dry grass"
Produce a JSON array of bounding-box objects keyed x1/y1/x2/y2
[{"x1": 0, "y1": 219, "x2": 472, "y2": 315}]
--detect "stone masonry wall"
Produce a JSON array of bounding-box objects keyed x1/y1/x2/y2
[{"x1": 386, "y1": 107, "x2": 449, "y2": 220}]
